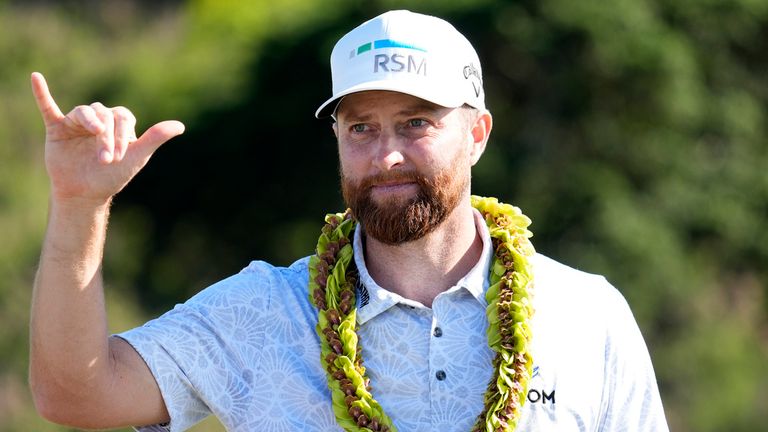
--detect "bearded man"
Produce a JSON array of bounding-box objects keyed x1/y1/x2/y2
[{"x1": 29, "y1": 10, "x2": 669, "y2": 432}]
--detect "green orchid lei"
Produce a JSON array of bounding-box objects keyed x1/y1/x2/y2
[{"x1": 308, "y1": 196, "x2": 535, "y2": 432}]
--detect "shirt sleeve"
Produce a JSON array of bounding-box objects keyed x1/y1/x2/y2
[
  {"x1": 598, "y1": 285, "x2": 669, "y2": 432},
  {"x1": 116, "y1": 267, "x2": 273, "y2": 432}
]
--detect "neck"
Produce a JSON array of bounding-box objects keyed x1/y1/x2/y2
[{"x1": 362, "y1": 199, "x2": 482, "y2": 307}]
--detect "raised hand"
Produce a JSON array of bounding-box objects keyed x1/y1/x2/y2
[
  {"x1": 31, "y1": 72, "x2": 185, "y2": 204},
  {"x1": 30, "y1": 73, "x2": 178, "y2": 427}
]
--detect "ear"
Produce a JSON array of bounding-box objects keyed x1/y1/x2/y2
[
  {"x1": 332, "y1": 121, "x2": 339, "y2": 138},
  {"x1": 469, "y1": 110, "x2": 492, "y2": 166}
]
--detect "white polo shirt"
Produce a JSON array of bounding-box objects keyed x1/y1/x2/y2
[{"x1": 119, "y1": 210, "x2": 668, "y2": 431}]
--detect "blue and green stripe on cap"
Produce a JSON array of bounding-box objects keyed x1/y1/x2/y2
[{"x1": 349, "y1": 39, "x2": 427, "y2": 59}]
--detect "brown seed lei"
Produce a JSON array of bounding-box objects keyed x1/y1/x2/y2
[{"x1": 308, "y1": 196, "x2": 535, "y2": 432}]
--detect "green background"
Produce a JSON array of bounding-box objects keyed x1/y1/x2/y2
[{"x1": 1, "y1": 0, "x2": 766, "y2": 430}]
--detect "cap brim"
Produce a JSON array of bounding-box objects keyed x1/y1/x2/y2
[{"x1": 315, "y1": 78, "x2": 465, "y2": 118}]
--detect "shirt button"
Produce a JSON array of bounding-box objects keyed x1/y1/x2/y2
[
  {"x1": 433, "y1": 327, "x2": 443, "y2": 337},
  {"x1": 435, "y1": 370, "x2": 447, "y2": 381}
]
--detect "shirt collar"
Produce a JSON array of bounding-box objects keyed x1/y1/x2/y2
[{"x1": 352, "y1": 208, "x2": 493, "y2": 324}]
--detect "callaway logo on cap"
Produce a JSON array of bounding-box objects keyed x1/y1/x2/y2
[{"x1": 315, "y1": 10, "x2": 485, "y2": 118}]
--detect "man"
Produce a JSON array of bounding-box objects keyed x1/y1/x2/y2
[{"x1": 29, "y1": 10, "x2": 668, "y2": 432}]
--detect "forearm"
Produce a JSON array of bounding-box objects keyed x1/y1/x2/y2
[{"x1": 30, "y1": 196, "x2": 114, "y2": 408}]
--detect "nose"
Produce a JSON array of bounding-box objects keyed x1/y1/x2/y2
[{"x1": 373, "y1": 131, "x2": 405, "y2": 171}]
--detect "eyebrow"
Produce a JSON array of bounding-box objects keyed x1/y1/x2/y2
[
  {"x1": 395, "y1": 102, "x2": 442, "y2": 117},
  {"x1": 340, "y1": 101, "x2": 444, "y2": 123}
]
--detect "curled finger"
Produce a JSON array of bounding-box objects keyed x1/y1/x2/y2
[
  {"x1": 112, "y1": 106, "x2": 137, "y2": 162},
  {"x1": 70, "y1": 104, "x2": 105, "y2": 135},
  {"x1": 90, "y1": 102, "x2": 115, "y2": 164}
]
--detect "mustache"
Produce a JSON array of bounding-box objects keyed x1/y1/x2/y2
[{"x1": 356, "y1": 170, "x2": 425, "y2": 191}]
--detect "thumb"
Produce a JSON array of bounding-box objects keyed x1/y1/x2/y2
[{"x1": 131, "y1": 120, "x2": 185, "y2": 160}]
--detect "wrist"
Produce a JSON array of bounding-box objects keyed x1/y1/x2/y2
[
  {"x1": 42, "y1": 196, "x2": 112, "y2": 265},
  {"x1": 46, "y1": 195, "x2": 113, "y2": 242},
  {"x1": 49, "y1": 194, "x2": 113, "y2": 216}
]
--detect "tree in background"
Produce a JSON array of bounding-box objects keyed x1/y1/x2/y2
[{"x1": 1, "y1": 0, "x2": 766, "y2": 430}]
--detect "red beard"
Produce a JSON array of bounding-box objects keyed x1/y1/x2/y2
[{"x1": 341, "y1": 158, "x2": 469, "y2": 245}]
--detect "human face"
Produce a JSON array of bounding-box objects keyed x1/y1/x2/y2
[{"x1": 334, "y1": 91, "x2": 488, "y2": 244}]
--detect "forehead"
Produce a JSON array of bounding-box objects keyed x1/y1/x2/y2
[{"x1": 335, "y1": 91, "x2": 450, "y2": 121}]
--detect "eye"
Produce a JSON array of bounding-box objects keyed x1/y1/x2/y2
[
  {"x1": 351, "y1": 124, "x2": 368, "y2": 133},
  {"x1": 408, "y1": 118, "x2": 427, "y2": 128}
]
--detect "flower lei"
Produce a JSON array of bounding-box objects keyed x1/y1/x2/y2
[{"x1": 308, "y1": 196, "x2": 535, "y2": 432}]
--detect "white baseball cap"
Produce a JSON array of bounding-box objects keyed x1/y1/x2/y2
[{"x1": 315, "y1": 10, "x2": 486, "y2": 118}]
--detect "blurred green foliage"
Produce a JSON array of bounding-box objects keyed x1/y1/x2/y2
[{"x1": 1, "y1": 0, "x2": 766, "y2": 431}]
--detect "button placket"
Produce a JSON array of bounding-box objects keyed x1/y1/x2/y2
[{"x1": 430, "y1": 298, "x2": 449, "y2": 388}]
